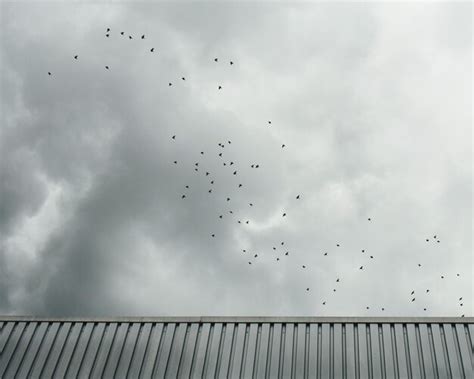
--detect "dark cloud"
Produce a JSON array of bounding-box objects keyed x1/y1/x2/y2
[{"x1": 0, "y1": 2, "x2": 471, "y2": 316}]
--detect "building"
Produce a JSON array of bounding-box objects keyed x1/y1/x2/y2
[{"x1": 0, "y1": 316, "x2": 472, "y2": 378}]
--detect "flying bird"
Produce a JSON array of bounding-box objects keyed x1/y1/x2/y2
[
  {"x1": 169, "y1": 83, "x2": 172, "y2": 86},
  {"x1": 359, "y1": 266, "x2": 363, "y2": 270},
  {"x1": 106, "y1": 34, "x2": 110, "y2": 37},
  {"x1": 282, "y1": 144, "x2": 285, "y2": 148},
  {"x1": 181, "y1": 195, "x2": 186, "y2": 199},
  {"x1": 141, "y1": 34, "x2": 145, "y2": 39},
  {"x1": 218, "y1": 85, "x2": 222, "y2": 90},
  {"x1": 214, "y1": 58, "x2": 218, "y2": 62},
  {"x1": 296, "y1": 195, "x2": 300, "y2": 199},
  {"x1": 282, "y1": 213, "x2": 286, "y2": 217},
  {"x1": 230, "y1": 61, "x2": 234, "y2": 65},
  {"x1": 129, "y1": 35, "x2": 132, "y2": 39},
  {"x1": 48, "y1": 72, "x2": 51, "y2": 76},
  {"x1": 182, "y1": 77, "x2": 185, "y2": 81},
  {"x1": 105, "y1": 66, "x2": 109, "y2": 69},
  {"x1": 150, "y1": 48, "x2": 154, "y2": 52},
  {"x1": 172, "y1": 135, "x2": 176, "y2": 139},
  {"x1": 74, "y1": 55, "x2": 78, "y2": 59},
  {"x1": 106, "y1": 28, "x2": 110, "y2": 32},
  {"x1": 121, "y1": 32, "x2": 124, "y2": 35}
]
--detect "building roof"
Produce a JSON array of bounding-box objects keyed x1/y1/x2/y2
[{"x1": 0, "y1": 316, "x2": 472, "y2": 378}]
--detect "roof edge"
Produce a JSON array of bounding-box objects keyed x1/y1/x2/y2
[{"x1": 0, "y1": 316, "x2": 472, "y2": 324}]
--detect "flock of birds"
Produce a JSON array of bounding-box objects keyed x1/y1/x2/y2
[{"x1": 45, "y1": 27, "x2": 467, "y2": 316}]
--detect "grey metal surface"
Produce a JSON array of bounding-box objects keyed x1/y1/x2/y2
[{"x1": 0, "y1": 317, "x2": 472, "y2": 378}]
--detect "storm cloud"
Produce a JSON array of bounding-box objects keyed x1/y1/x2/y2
[{"x1": 0, "y1": 2, "x2": 471, "y2": 317}]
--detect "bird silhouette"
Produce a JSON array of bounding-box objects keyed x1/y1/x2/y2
[
  {"x1": 181, "y1": 195, "x2": 186, "y2": 199},
  {"x1": 211, "y1": 234, "x2": 215, "y2": 237},
  {"x1": 120, "y1": 32, "x2": 124, "y2": 35},
  {"x1": 182, "y1": 77, "x2": 185, "y2": 81},
  {"x1": 150, "y1": 48, "x2": 154, "y2": 52},
  {"x1": 106, "y1": 28, "x2": 110, "y2": 32},
  {"x1": 282, "y1": 144, "x2": 285, "y2": 148},
  {"x1": 230, "y1": 61, "x2": 234, "y2": 65},
  {"x1": 296, "y1": 195, "x2": 300, "y2": 199},
  {"x1": 306, "y1": 288, "x2": 309, "y2": 291},
  {"x1": 129, "y1": 35, "x2": 132, "y2": 39},
  {"x1": 218, "y1": 86, "x2": 222, "y2": 90},
  {"x1": 172, "y1": 135, "x2": 176, "y2": 139},
  {"x1": 48, "y1": 72, "x2": 51, "y2": 76},
  {"x1": 106, "y1": 34, "x2": 110, "y2": 37},
  {"x1": 285, "y1": 252, "x2": 289, "y2": 256},
  {"x1": 141, "y1": 34, "x2": 145, "y2": 39},
  {"x1": 282, "y1": 213, "x2": 286, "y2": 217},
  {"x1": 359, "y1": 266, "x2": 363, "y2": 270},
  {"x1": 214, "y1": 58, "x2": 218, "y2": 62},
  {"x1": 105, "y1": 66, "x2": 109, "y2": 70},
  {"x1": 169, "y1": 83, "x2": 172, "y2": 86},
  {"x1": 74, "y1": 55, "x2": 78, "y2": 59}
]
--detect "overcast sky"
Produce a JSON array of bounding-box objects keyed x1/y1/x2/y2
[{"x1": 0, "y1": 2, "x2": 472, "y2": 317}]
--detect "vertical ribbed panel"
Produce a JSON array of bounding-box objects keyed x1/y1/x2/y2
[{"x1": 0, "y1": 318, "x2": 472, "y2": 378}]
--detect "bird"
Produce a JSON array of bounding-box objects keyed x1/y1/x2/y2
[
  {"x1": 426, "y1": 289, "x2": 430, "y2": 293},
  {"x1": 459, "y1": 297, "x2": 463, "y2": 301},
  {"x1": 201, "y1": 152, "x2": 204, "y2": 155},
  {"x1": 238, "y1": 220, "x2": 241, "y2": 224},
  {"x1": 210, "y1": 181, "x2": 214, "y2": 184},
  {"x1": 48, "y1": 72, "x2": 51, "y2": 76},
  {"x1": 426, "y1": 239, "x2": 429, "y2": 242},
  {"x1": 324, "y1": 253, "x2": 328, "y2": 256},
  {"x1": 214, "y1": 58, "x2": 218, "y2": 62},
  {"x1": 268, "y1": 121, "x2": 272, "y2": 125},
  {"x1": 368, "y1": 218, "x2": 371, "y2": 221},
  {"x1": 106, "y1": 28, "x2": 110, "y2": 32},
  {"x1": 169, "y1": 83, "x2": 172, "y2": 86},
  {"x1": 337, "y1": 244, "x2": 340, "y2": 247},
  {"x1": 182, "y1": 77, "x2": 185, "y2": 81},
  {"x1": 181, "y1": 195, "x2": 186, "y2": 199},
  {"x1": 219, "y1": 215, "x2": 223, "y2": 219},
  {"x1": 370, "y1": 255, "x2": 374, "y2": 259},
  {"x1": 366, "y1": 307, "x2": 370, "y2": 310},
  {"x1": 424, "y1": 308, "x2": 427, "y2": 311},
  {"x1": 412, "y1": 298, "x2": 415, "y2": 302},
  {"x1": 382, "y1": 308, "x2": 385, "y2": 311},
  {"x1": 282, "y1": 213, "x2": 286, "y2": 217},
  {"x1": 418, "y1": 263, "x2": 422, "y2": 267},
  {"x1": 172, "y1": 135, "x2": 176, "y2": 139},
  {"x1": 273, "y1": 247, "x2": 276, "y2": 250},
  {"x1": 219, "y1": 153, "x2": 223, "y2": 157},
  {"x1": 211, "y1": 234, "x2": 215, "y2": 237},
  {"x1": 195, "y1": 162, "x2": 199, "y2": 166},
  {"x1": 228, "y1": 141, "x2": 231, "y2": 144},
  {"x1": 246, "y1": 221, "x2": 249, "y2": 224},
  {"x1": 230, "y1": 61, "x2": 234, "y2": 65},
  {"x1": 218, "y1": 85, "x2": 222, "y2": 90},
  {"x1": 251, "y1": 164, "x2": 254, "y2": 168},
  {"x1": 277, "y1": 258, "x2": 280, "y2": 261},
  {"x1": 411, "y1": 291, "x2": 415, "y2": 295},
  {"x1": 230, "y1": 162, "x2": 234, "y2": 165},
  {"x1": 248, "y1": 262, "x2": 252, "y2": 265},
  {"x1": 255, "y1": 165, "x2": 259, "y2": 168},
  {"x1": 281, "y1": 242, "x2": 284, "y2": 245},
  {"x1": 249, "y1": 203, "x2": 253, "y2": 206},
  {"x1": 208, "y1": 189, "x2": 212, "y2": 193},
  {"x1": 185, "y1": 185, "x2": 189, "y2": 189},
  {"x1": 150, "y1": 48, "x2": 154, "y2": 52},
  {"x1": 306, "y1": 288, "x2": 309, "y2": 291},
  {"x1": 141, "y1": 34, "x2": 145, "y2": 39},
  {"x1": 333, "y1": 289, "x2": 336, "y2": 292},
  {"x1": 226, "y1": 197, "x2": 230, "y2": 201},
  {"x1": 322, "y1": 302, "x2": 326, "y2": 305},
  {"x1": 106, "y1": 34, "x2": 110, "y2": 37},
  {"x1": 206, "y1": 172, "x2": 210, "y2": 176},
  {"x1": 441, "y1": 276, "x2": 444, "y2": 279},
  {"x1": 336, "y1": 278, "x2": 340, "y2": 282},
  {"x1": 233, "y1": 171, "x2": 237, "y2": 175},
  {"x1": 296, "y1": 195, "x2": 300, "y2": 199},
  {"x1": 105, "y1": 66, "x2": 109, "y2": 70},
  {"x1": 457, "y1": 273, "x2": 460, "y2": 277},
  {"x1": 74, "y1": 55, "x2": 78, "y2": 59},
  {"x1": 129, "y1": 35, "x2": 132, "y2": 39},
  {"x1": 173, "y1": 161, "x2": 177, "y2": 164},
  {"x1": 361, "y1": 249, "x2": 365, "y2": 253},
  {"x1": 254, "y1": 254, "x2": 258, "y2": 258},
  {"x1": 302, "y1": 265, "x2": 306, "y2": 268},
  {"x1": 285, "y1": 252, "x2": 289, "y2": 256},
  {"x1": 282, "y1": 144, "x2": 285, "y2": 148},
  {"x1": 120, "y1": 32, "x2": 124, "y2": 35},
  {"x1": 359, "y1": 266, "x2": 363, "y2": 270}
]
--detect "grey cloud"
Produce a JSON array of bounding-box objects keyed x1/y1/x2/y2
[{"x1": 0, "y1": 2, "x2": 471, "y2": 317}]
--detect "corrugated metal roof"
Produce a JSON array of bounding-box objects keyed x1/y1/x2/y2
[{"x1": 0, "y1": 316, "x2": 472, "y2": 378}]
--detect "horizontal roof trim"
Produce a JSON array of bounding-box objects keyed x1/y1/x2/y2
[{"x1": 0, "y1": 316, "x2": 472, "y2": 324}]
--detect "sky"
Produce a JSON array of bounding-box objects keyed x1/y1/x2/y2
[{"x1": 0, "y1": 1, "x2": 472, "y2": 317}]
